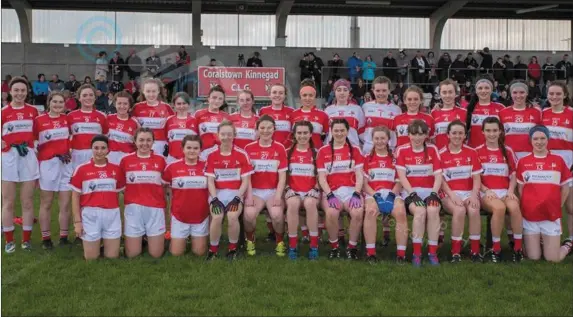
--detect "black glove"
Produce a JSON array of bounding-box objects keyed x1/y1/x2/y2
[
  {"x1": 225, "y1": 196, "x2": 242, "y2": 213},
  {"x1": 163, "y1": 144, "x2": 169, "y2": 157},
  {"x1": 11, "y1": 143, "x2": 29, "y2": 157},
  {"x1": 210, "y1": 198, "x2": 225, "y2": 215},
  {"x1": 404, "y1": 192, "x2": 425, "y2": 208},
  {"x1": 55, "y1": 153, "x2": 71, "y2": 164},
  {"x1": 424, "y1": 192, "x2": 441, "y2": 208}
]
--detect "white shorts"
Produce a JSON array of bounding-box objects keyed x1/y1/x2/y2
[
  {"x1": 71, "y1": 149, "x2": 93, "y2": 171},
  {"x1": 447, "y1": 190, "x2": 472, "y2": 201},
  {"x1": 401, "y1": 187, "x2": 432, "y2": 201},
  {"x1": 252, "y1": 188, "x2": 276, "y2": 201},
  {"x1": 210, "y1": 189, "x2": 241, "y2": 207},
  {"x1": 152, "y1": 141, "x2": 168, "y2": 157},
  {"x1": 108, "y1": 151, "x2": 128, "y2": 166},
  {"x1": 480, "y1": 189, "x2": 508, "y2": 199},
  {"x1": 1, "y1": 147, "x2": 40, "y2": 182},
  {"x1": 364, "y1": 189, "x2": 392, "y2": 200},
  {"x1": 81, "y1": 207, "x2": 122, "y2": 242},
  {"x1": 166, "y1": 155, "x2": 179, "y2": 165},
  {"x1": 331, "y1": 186, "x2": 356, "y2": 204},
  {"x1": 171, "y1": 216, "x2": 209, "y2": 238},
  {"x1": 523, "y1": 218, "x2": 562, "y2": 236},
  {"x1": 39, "y1": 157, "x2": 73, "y2": 191},
  {"x1": 124, "y1": 203, "x2": 166, "y2": 237}
]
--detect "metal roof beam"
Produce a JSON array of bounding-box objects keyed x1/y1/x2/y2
[
  {"x1": 430, "y1": 0, "x2": 467, "y2": 51},
  {"x1": 9, "y1": 0, "x2": 33, "y2": 43},
  {"x1": 275, "y1": 0, "x2": 294, "y2": 47}
]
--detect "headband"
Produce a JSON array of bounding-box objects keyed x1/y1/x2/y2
[
  {"x1": 529, "y1": 125, "x2": 550, "y2": 139},
  {"x1": 475, "y1": 78, "x2": 493, "y2": 89},
  {"x1": 509, "y1": 82, "x2": 528, "y2": 94},
  {"x1": 333, "y1": 79, "x2": 351, "y2": 90},
  {"x1": 300, "y1": 85, "x2": 316, "y2": 95}
]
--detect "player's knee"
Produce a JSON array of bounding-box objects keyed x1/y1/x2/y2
[
  {"x1": 393, "y1": 208, "x2": 407, "y2": 223},
  {"x1": 412, "y1": 206, "x2": 426, "y2": 218},
  {"x1": 426, "y1": 207, "x2": 440, "y2": 219},
  {"x1": 452, "y1": 207, "x2": 467, "y2": 218},
  {"x1": 350, "y1": 208, "x2": 364, "y2": 222}
]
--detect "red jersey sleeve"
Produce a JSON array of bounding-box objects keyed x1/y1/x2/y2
[
  {"x1": 240, "y1": 151, "x2": 254, "y2": 177},
  {"x1": 507, "y1": 147, "x2": 517, "y2": 174},
  {"x1": 471, "y1": 149, "x2": 482, "y2": 174},
  {"x1": 352, "y1": 146, "x2": 364, "y2": 169},
  {"x1": 162, "y1": 164, "x2": 172, "y2": 184},
  {"x1": 115, "y1": 165, "x2": 126, "y2": 191},
  {"x1": 430, "y1": 146, "x2": 442, "y2": 173},
  {"x1": 205, "y1": 157, "x2": 215, "y2": 176},
  {"x1": 278, "y1": 146, "x2": 288, "y2": 172},
  {"x1": 395, "y1": 147, "x2": 406, "y2": 170},
  {"x1": 322, "y1": 112, "x2": 330, "y2": 134},
  {"x1": 559, "y1": 157, "x2": 573, "y2": 186},
  {"x1": 516, "y1": 159, "x2": 525, "y2": 184},
  {"x1": 99, "y1": 112, "x2": 109, "y2": 134},
  {"x1": 316, "y1": 147, "x2": 327, "y2": 171},
  {"x1": 69, "y1": 166, "x2": 83, "y2": 192}
]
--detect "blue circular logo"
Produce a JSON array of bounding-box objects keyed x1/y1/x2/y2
[{"x1": 76, "y1": 16, "x2": 122, "y2": 62}]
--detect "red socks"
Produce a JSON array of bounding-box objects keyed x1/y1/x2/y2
[{"x1": 4, "y1": 230, "x2": 14, "y2": 243}]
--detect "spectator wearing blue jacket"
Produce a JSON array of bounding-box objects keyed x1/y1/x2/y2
[
  {"x1": 361, "y1": 55, "x2": 376, "y2": 90},
  {"x1": 347, "y1": 52, "x2": 362, "y2": 84},
  {"x1": 32, "y1": 73, "x2": 49, "y2": 106}
]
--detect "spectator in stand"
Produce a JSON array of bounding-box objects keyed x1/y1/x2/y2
[
  {"x1": 327, "y1": 53, "x2": 344, "y2": 81},
  {"x1": 527, "y1": 56, "x2": 541, "y2": 85},
  {"x1": 513, "y1": 56, "x2": 528, "y2": 80},
  {"x1": 498, "y1": 89, "x2": 511, "y2": 107},
  {"x1": 21, "y1": 75, "x2": 33, "y2": 103},
  {"x1": 125, "y1": 77, "x2": 138, "y2": 95},
  {"x1": 94, "y1": 89, "x2": 107, "y2": 112},
  {"x1": 1, "y1": 75, "x2": 11, "y2": 93},
  {"x1": 459, "y1": 80, "x2": 473, "y2": 99},
  {"x1": 64, "y1": 74, "x2": 81, "y2": 93},
  {"x1": 299, "y1": 53, "x2": 312, "y2": 82},
  {"x1": 397, "y1": 50, "x2": 409, "y2": 82},
  {"x1": 392, "y1": 81, "x2": 407, "y2": 101},
  {"x1": 177, "y1": 46, "x2": 190, "y2": 67},
  {"x1": 527, "y1": 79, "x2": 541, "y2": 104},
  {"x1": 363, "y1": 91, "x2": 373, "y2": 104},
  {"x1": 145, "y1": 49, "x2": 162, "y2": 77},
  {"x1": 106, "y1": 92, "x2": 116, "y2": 114},
  {"x1": 208, "y1": 58, "x2": 217, "y2": 66},
  {"x1": 83, "y1": 76, "x2": 92, "y2": 86},
  {"x1": 437, "y1": 52, "x2": 451, "y2": 81},
  {"x1": 542, "y1": 56, "x2": 557, "y2": 83},
  {"x1": 324, "y1": 77, "x2": 335, "y2": 99},
  {"x1": 410, "y1": 50, "x2": 430, "y2": 89},
  {"x1": 493, "y1": 57, "x2": 507, "y2": 86},
  {"x1": 49, "y1": 74, "x2": 65, "y2": 92},
  {"x1": 125, "y1": 48, "x2": 142, "y2": 80},
  {"x1": 308, "y1": 52, "x2": 324, "y2": 95},
  {"x1": 1, "y1": 91, "x2": 8, "y2": 106},
  {"x1": 246, "y1": 51, "x2": 263, "y2": 67},
  {"x1": 109, "y1": 79, "x2": 124, "y2": 94},
  {"x1": 555, "y1": 54, "x2": 571, "y2": 82},
  {"x1": 63, "y1": 90, "x2": 78, "y2": 112},
  {"x1": 426, "y1": 51, "x2": 437, "y2": 82},
  {"x1": 32, "y1": 73, "x2": 49, "y2": 106},
  {"x1": 382, "y1": 51, "x2": 398, "y2": 82},
  {"x1": 503, "y1": 54, "x2": 514, "y2": 84},
  {"x1": 95, "y1": 75, "x2": 109, "y2": 94},
  {"x1": 362, "y1": 55, "x2": 376, "y2": 90},
  {"x1": 450, "y1": 54, "x2": 466, "y2": 83},
  {"x1": 352, "y1": 78, "x2": 367, "y2": 105},
  {"x1": 109, "y1": 51, "x2": 125, "y2": 82},
  {"x1": 478, "y1": 47, "x2": 493, "y2": 74},
  {"x1": 541, "y1": 80, "x2": 551, "y2": 100},
  {"x1": 347, "y1": 52, "x2": 362, "y2": 84},
  {"x1": 464, "y1": 52, "x2": 478, "y2": 82},
  {"x1": 95, "y1": 51, "x2": 109, "y2": 80}
]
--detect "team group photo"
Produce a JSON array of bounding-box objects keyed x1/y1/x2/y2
[{"x1": 1, "y1": 0, "x2": 572, "y2": 316}]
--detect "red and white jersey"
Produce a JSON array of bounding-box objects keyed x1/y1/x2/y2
[
  {"x1": 165, "y1": 114, "x2": 198, "y2": 159},
  {"x1": 107, "y1": 114, "x2": 138, "y2": 154},
  {"x1": 475, "y1": 144, "x2": 517, "y2": 191},
  {"x1": 499, "y1": 106, "x2": 541, "y2": 155},
  {"x1": 542, "y1": 107, "x2": 573, "y2": 168},
  {"x1": 229, "y1": 113, "x2": 258, "y2": 149},
  {"x1": 258, "y1": 105, "x2": 295, "y2": 148},
  {"x1": 119, "y1": 152, "x2": 166, "y2": 208},
  {"x1": 34, "y1": 114, "x2": 70, "y2": 161},
  {"x1": 439, "y1": 145, "x2": 482, "y2": 192},
  {"x1": 67, "y1": 109, "x2": 108, "y2": 151},
  {"x1": 392, "y1": 112, "x2": 435, "y2": 147},
  {"x1": 316, "y1": 144, "x2": 364, "y2": 191},
  {"x1": 431, "y1": 106, "x2": 468, "y2": 150},
  {"x1": 162, "y1": 160, "x2": 209, "y2": 224},
  {"x1": 395, "y1": 144, "x2": 441, "y2": 189},
  {"x1": 131, "y1": 101, "x2": 174, "y2": 142},
  {"x1": 324, "y1": 104, "x2": 365, "y2": 146},
  {"x1": 468, "y1": 102, "x2": 505, "y2": 148},
  {"x1": 360, "y1": 101, "x2": 402, "y2": 152},
  {"x1": 194, "y1": 108, "x2": 230, "y2": 150},
  {"x1": 363, "y1": 152, "x2": 397, "y2": 191},
  {"x1": 244, "y1": 141, "x2": 287, "y2": 190},
  {"x1": 287, "y1": 147, "x2": 317, "y2": 192},
  {"x1": 516, "y1": 153, "x2": 572, "y2": 222},
  {"x1": 204, "y1": 146, "x2": 253, "y2": 190},
  {"x1": 1, "y1": 103, "x2": 38, "y2": 152},
  {"x1": 69, "y1": 160, "x2": 124, "y2": 209},
  {"x1": 290, "y1": 107, "x2": 329, "y2": 149}
]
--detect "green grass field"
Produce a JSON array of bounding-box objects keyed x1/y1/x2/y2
[{"x1": 2, "y1": 192, "x2": 572, "y2": 316}]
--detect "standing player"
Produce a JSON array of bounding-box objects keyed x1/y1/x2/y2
[
  {"x1": 431, "y1": 79, "x2": 468, "y2": 150},
  {"x1": 517, "y1": 125, "x2": 572, "y2": 262},
  {"x1": 499, "y1": 81, "x2": 541, "y2": 160},
  {"x1": 395, "y1": 120, "x2": 443, "y2": 266},
  {"x1": 439, "y1": 120, "x2": 483, "y2": 262},
  {"x1": 35, "y1": 92, "x2": 73, "y2": 249},
  {"x1": 259, "y1": 84, "x2": 294, "y2": 148},
  {"x1": 131, "y1": 78, "x2": 174, "y2": 157},
  {"x1": 164, "y1": 92, "x2": 198, "y2": 164},
  {"x1": 362, "y1": 126, "x2": 408, "y2": 263},
  {"x1": 476, "y1": 117, "x2": 523, "y2": 262},
  {"x1": 290, "y1": 82, "x2": 329, "y2": 149},
  {"x1": 542, "y1": 81, "x2": 573, "y2": 244},
  {"x1": 324, "y1": 79, "x2": 365, "y2": 146},
  {"x1": 205, "y1": 121, "x2": 253, "y2": 260},
  {"x1": 393, "y1": 86, "x2": 435, "y2": 147},
  {"x1": 2, "y1": 77, "x2": 39, "y2": 253},
  {"x1": 107, "y1": 91, "x2": 139, "y2": 165},
  {"x1": 120, "y1": 127, "x2": 167, "y2": 258},
  {"x1": 195, "y1": 86, "x2": 231, "y2": 153},
  {"x1": 284, "y1": 121, "x2": 321, "y2": 260},
  {"x1": 70, "y1": 135, "x2": 124, "y2": 260},
  {"x1": 68, "y1": 84, "x2": 108, "y2": 170},
  {"x1": 317, "y1": 118, "x2": 364, "y2": 260},
  {"x1": 162, "y1": 135, "x2": 209, "y2": 256},
  {"x1": 230, "y1": 90, "x2": 258, "y2": 149},
  {"x1": 465, "y1": 78, "x2": 505, "y2": 148},
  {"x1": 243, "y1": 115, "x2": 288, "y2": 256}
]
